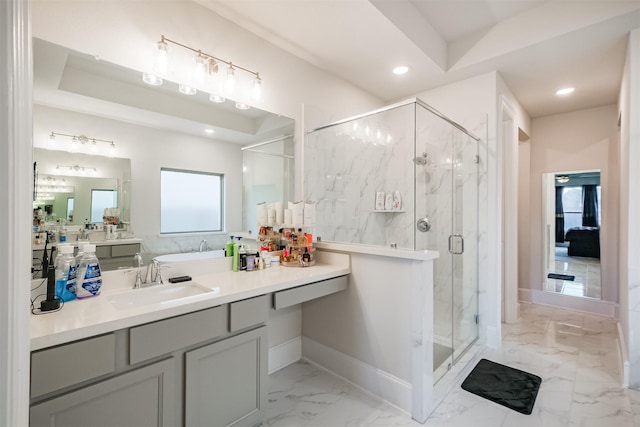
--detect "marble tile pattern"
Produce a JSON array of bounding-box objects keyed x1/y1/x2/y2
[
  {"x1": 545, "y1": 251, "x2": 602, "y2": 300},
  {"x1": 305, "y1": 103, "x2": 416, "y2": 249},
  {"x1": 265, "y1": 304, "x2": 634, "y2": 427}
]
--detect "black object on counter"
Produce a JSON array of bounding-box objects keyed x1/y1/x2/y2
[
  {"x1": 168, "y1": 275, "x2": 192, "y2": 283},
  {"x1": 40, "y1": 264, "x2": 61, "y2": 312}
]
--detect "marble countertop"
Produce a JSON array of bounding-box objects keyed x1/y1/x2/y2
[
  {"x1": 315, "y1": 241, "x2": 439, "y2": 261},
  {"x1": 30, "y1": 252, "x2": 350, "y2": 351},
  {"x1": 32, "y1": 237, "x2": 143, "y2": 251}
]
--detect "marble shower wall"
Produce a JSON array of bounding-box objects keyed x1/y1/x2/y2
[{"x1": 305, "y1": 104, "x2": 416, "y2": 248}]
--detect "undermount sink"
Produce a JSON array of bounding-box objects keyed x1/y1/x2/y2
[{"x1": 107, "y1": 282, "x2": 218, "y2": 309}]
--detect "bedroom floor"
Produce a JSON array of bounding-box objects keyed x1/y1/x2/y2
[
  {"x1": 544, "y1": 245, "x2": 601, "y2": 299},
  {"x1": 263, "y1": 304, "x2": 632, "y2": 426}
]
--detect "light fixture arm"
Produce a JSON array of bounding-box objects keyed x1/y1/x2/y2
[
  {"x1": 50, "y1": 131, "x2": 114, "y2": 145},
  {"x1": 160, "y1": 35, "x2": 260, "y2": 78}
]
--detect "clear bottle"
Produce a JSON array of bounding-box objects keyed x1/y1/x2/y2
[
  {"x1": 76, "y1": 244, "x2": 102, "y2": 298},
  {"x1": 54, "y1": 245, "x2": 77, "y2": 302}
]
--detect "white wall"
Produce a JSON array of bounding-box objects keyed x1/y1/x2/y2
[
  {"x1": 518, "y1": 141, "x2": 532, "y2": 291},
  {"x1": 527, "y1": 105, "x2": 620, "y2": 305},
  {"x1": 619, "y1": 28, "x2": 640, "y2": 388}
]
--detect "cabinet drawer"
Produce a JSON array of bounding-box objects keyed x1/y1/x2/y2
[
  {"x1": 95, "y1": 245, "x2": 111, "y2": 259},
  {"x1": 273, "y1": 275, "x2": 348, "y2": 310},
  {"x1": 230, "y1": 295, "x2": 268, "y2": 333},
  {"x1": 129, "y1": 305, "x2": 228, "y2": 364},
  {"x1": 111, "y1": 243, "x2": 140, "y2": 258},
  {"x1": 31, "y1": 333, "x2": 116, "y2": 398}
]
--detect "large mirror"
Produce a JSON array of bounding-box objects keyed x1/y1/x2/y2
[
  {"x1": 34, "y1": 148, "x2": 131, "y2": 227},
  {"x1": 542, "y1": 170, "x2": 602, "y2": 299},
  {"x1": 33, "y1": 37, "x2": 295, "y2": 255}
]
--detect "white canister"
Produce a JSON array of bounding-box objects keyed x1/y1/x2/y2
[
  {"x1": 384, "y1": 193, "x2": 394, "y2": 210},
  {"x1": 375, "y1": 191, "x2": 385, "y2": 210}
]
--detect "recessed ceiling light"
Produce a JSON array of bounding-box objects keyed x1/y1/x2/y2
[
  {"x1": 555, "y1": 87, "x2": 575, "y2": 95},
  {"x1": 393, "y1": 66, "x2": 409, "y2": 75},
  {"x1": 204, "y1": 129, "x2": 215, "y2": 134}
]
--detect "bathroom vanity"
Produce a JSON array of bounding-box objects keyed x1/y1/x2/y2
[{"x1": 29, "y1": 252, "x2": 349, "y2": 427}]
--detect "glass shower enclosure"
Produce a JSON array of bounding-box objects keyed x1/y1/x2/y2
[{"x1": 305, "y1": 98, "x2": 482, "y2": 386}]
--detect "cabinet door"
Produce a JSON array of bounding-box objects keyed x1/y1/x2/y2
[
  {"x1": 30, "y1": 358, "x2": 176, "y2": 427},
  {"x1": 185, "y1": 326, "x2": 267, "y2": 427}
]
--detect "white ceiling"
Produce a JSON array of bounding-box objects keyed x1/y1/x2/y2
[{"x1": 195, "y1": 0, "x2": 640, "y2": 118}]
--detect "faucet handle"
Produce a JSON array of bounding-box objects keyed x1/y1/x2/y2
[
  {"x1": 152, "y1": 259, "x2": 164, "y2": 284},
  {"x1": 133, "y1": 252, "x2": 143, "y2": 268}
]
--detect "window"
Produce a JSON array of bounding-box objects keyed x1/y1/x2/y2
[
  {"x1": 562, "y1": 185, "x2": 601, "y2": 234},
  {"x1": 91, "y1": 190, "x2": 118, "y2": 223},
  {"x1": 160, "y1": 168, "x2": 223, "y2": 234},
  {"x1": 66, "y1": 197, "x2": 74, "y2": 222}
]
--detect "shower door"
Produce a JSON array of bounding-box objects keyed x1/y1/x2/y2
[{"x1": 414, "y1": 104, "x2": 479, "y2": 384}]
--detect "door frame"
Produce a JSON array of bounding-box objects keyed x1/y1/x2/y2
[{"x1": 499, "y1": 96, "x2": 519, "y2": 324}]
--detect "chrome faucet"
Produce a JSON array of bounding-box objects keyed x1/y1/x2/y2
[
  {"x1": 77, "y1": 228, "x2": 89, "y2": 241},
  {"x1": 132, "y1": 254, "x2": 163, "y2": 288},
  {"x1": 198, "y1": 239, "x2": 209, "y2": 252},
  {"x1": 133, "y1": 253, "x2": 144, "y2": 289},
  {"x1": 144, "y1": 259, "x2": 164, "y2": 286}
]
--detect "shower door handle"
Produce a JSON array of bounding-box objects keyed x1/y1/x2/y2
[{"x1": 448, "y1": 234, "x2": 464, "y2": 255}]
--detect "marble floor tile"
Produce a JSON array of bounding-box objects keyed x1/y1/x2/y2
[{"x1": 266, "y1": 304, "x2": 635, "y2": 426}]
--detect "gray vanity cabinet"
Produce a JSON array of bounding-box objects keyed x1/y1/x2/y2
[
  {"x1": 185, "y1": 326, "x2": 267, "y2": 427},
  {"x1": 30, "y1": 358, "x2": 176, "y2": 427}
]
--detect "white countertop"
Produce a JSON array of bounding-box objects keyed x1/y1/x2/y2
[
  {"x1": 315, "y1": 241, "x2": 439, "y2": 261},
  {"x1": 32, "y1": 237, "x2": 143, "y2": 251},
  {"x1": 30, "y1": 251, "x2": 350, "y2": 351}
]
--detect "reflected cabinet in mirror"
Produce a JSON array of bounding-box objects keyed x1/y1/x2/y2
[{"x1": 542, "y1": 170, "x2": 602, "y2": 299}]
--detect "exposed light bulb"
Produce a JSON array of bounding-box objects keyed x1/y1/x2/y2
[
  {"x1": 142, "y1": 73, "x2": 163, "y2": 86},
  {"x1": 209, "y1": 93, "x2": 225, "y2": 103},
  {"x1": 153, "y1": 38, "x2": 169, "y2": 75},
  {"x1": 179, "y1": 84, "x2": 196, "y2": 95},
  {"x1": 193, "y1": 52, "x2": 207, "y2": 85},
  {"x1": 226, "y1": 65, "x2": 236, "y2": 94},
  {"x1": 252, "y1": 75, "x2": 262, "y2": 102}
]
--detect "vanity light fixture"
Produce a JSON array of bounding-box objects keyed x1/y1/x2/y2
[
  {"x1": 556, "y1": 175, "x2": 570, "y2": 183},
  {"x1": 49, "y1": 132, "x2": 116, "y2": 155},
  {"x1": 555, "y1": 87, "x2": 575, "y2": 95},
  {"x1": 56, "y1": 164, "x2": 98, "y2": 175},
  {"x1": 146, "y1": 35, "x2": 264, "y2": 109}
]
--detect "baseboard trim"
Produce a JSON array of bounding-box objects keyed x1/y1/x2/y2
[
  {"x1": 518, "y1": 288, "x2": 617, "y2": 317},
  {"x1": 268, "y1": 336, "x2": 302, "y2": 374},
  {"x1": 618, "y1": 322, "x2": 630, "y2": 387},
  {"x1": 302, "y1": 336, "x2": 412, "y2": 413}
]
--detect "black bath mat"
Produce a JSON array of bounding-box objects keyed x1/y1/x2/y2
[
  {"x1": 547, "y1": 273, "x2": 575, "y2": 281},
  {"x1": 461, "y1": 359, "x2": 541, "y2": 415}
]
